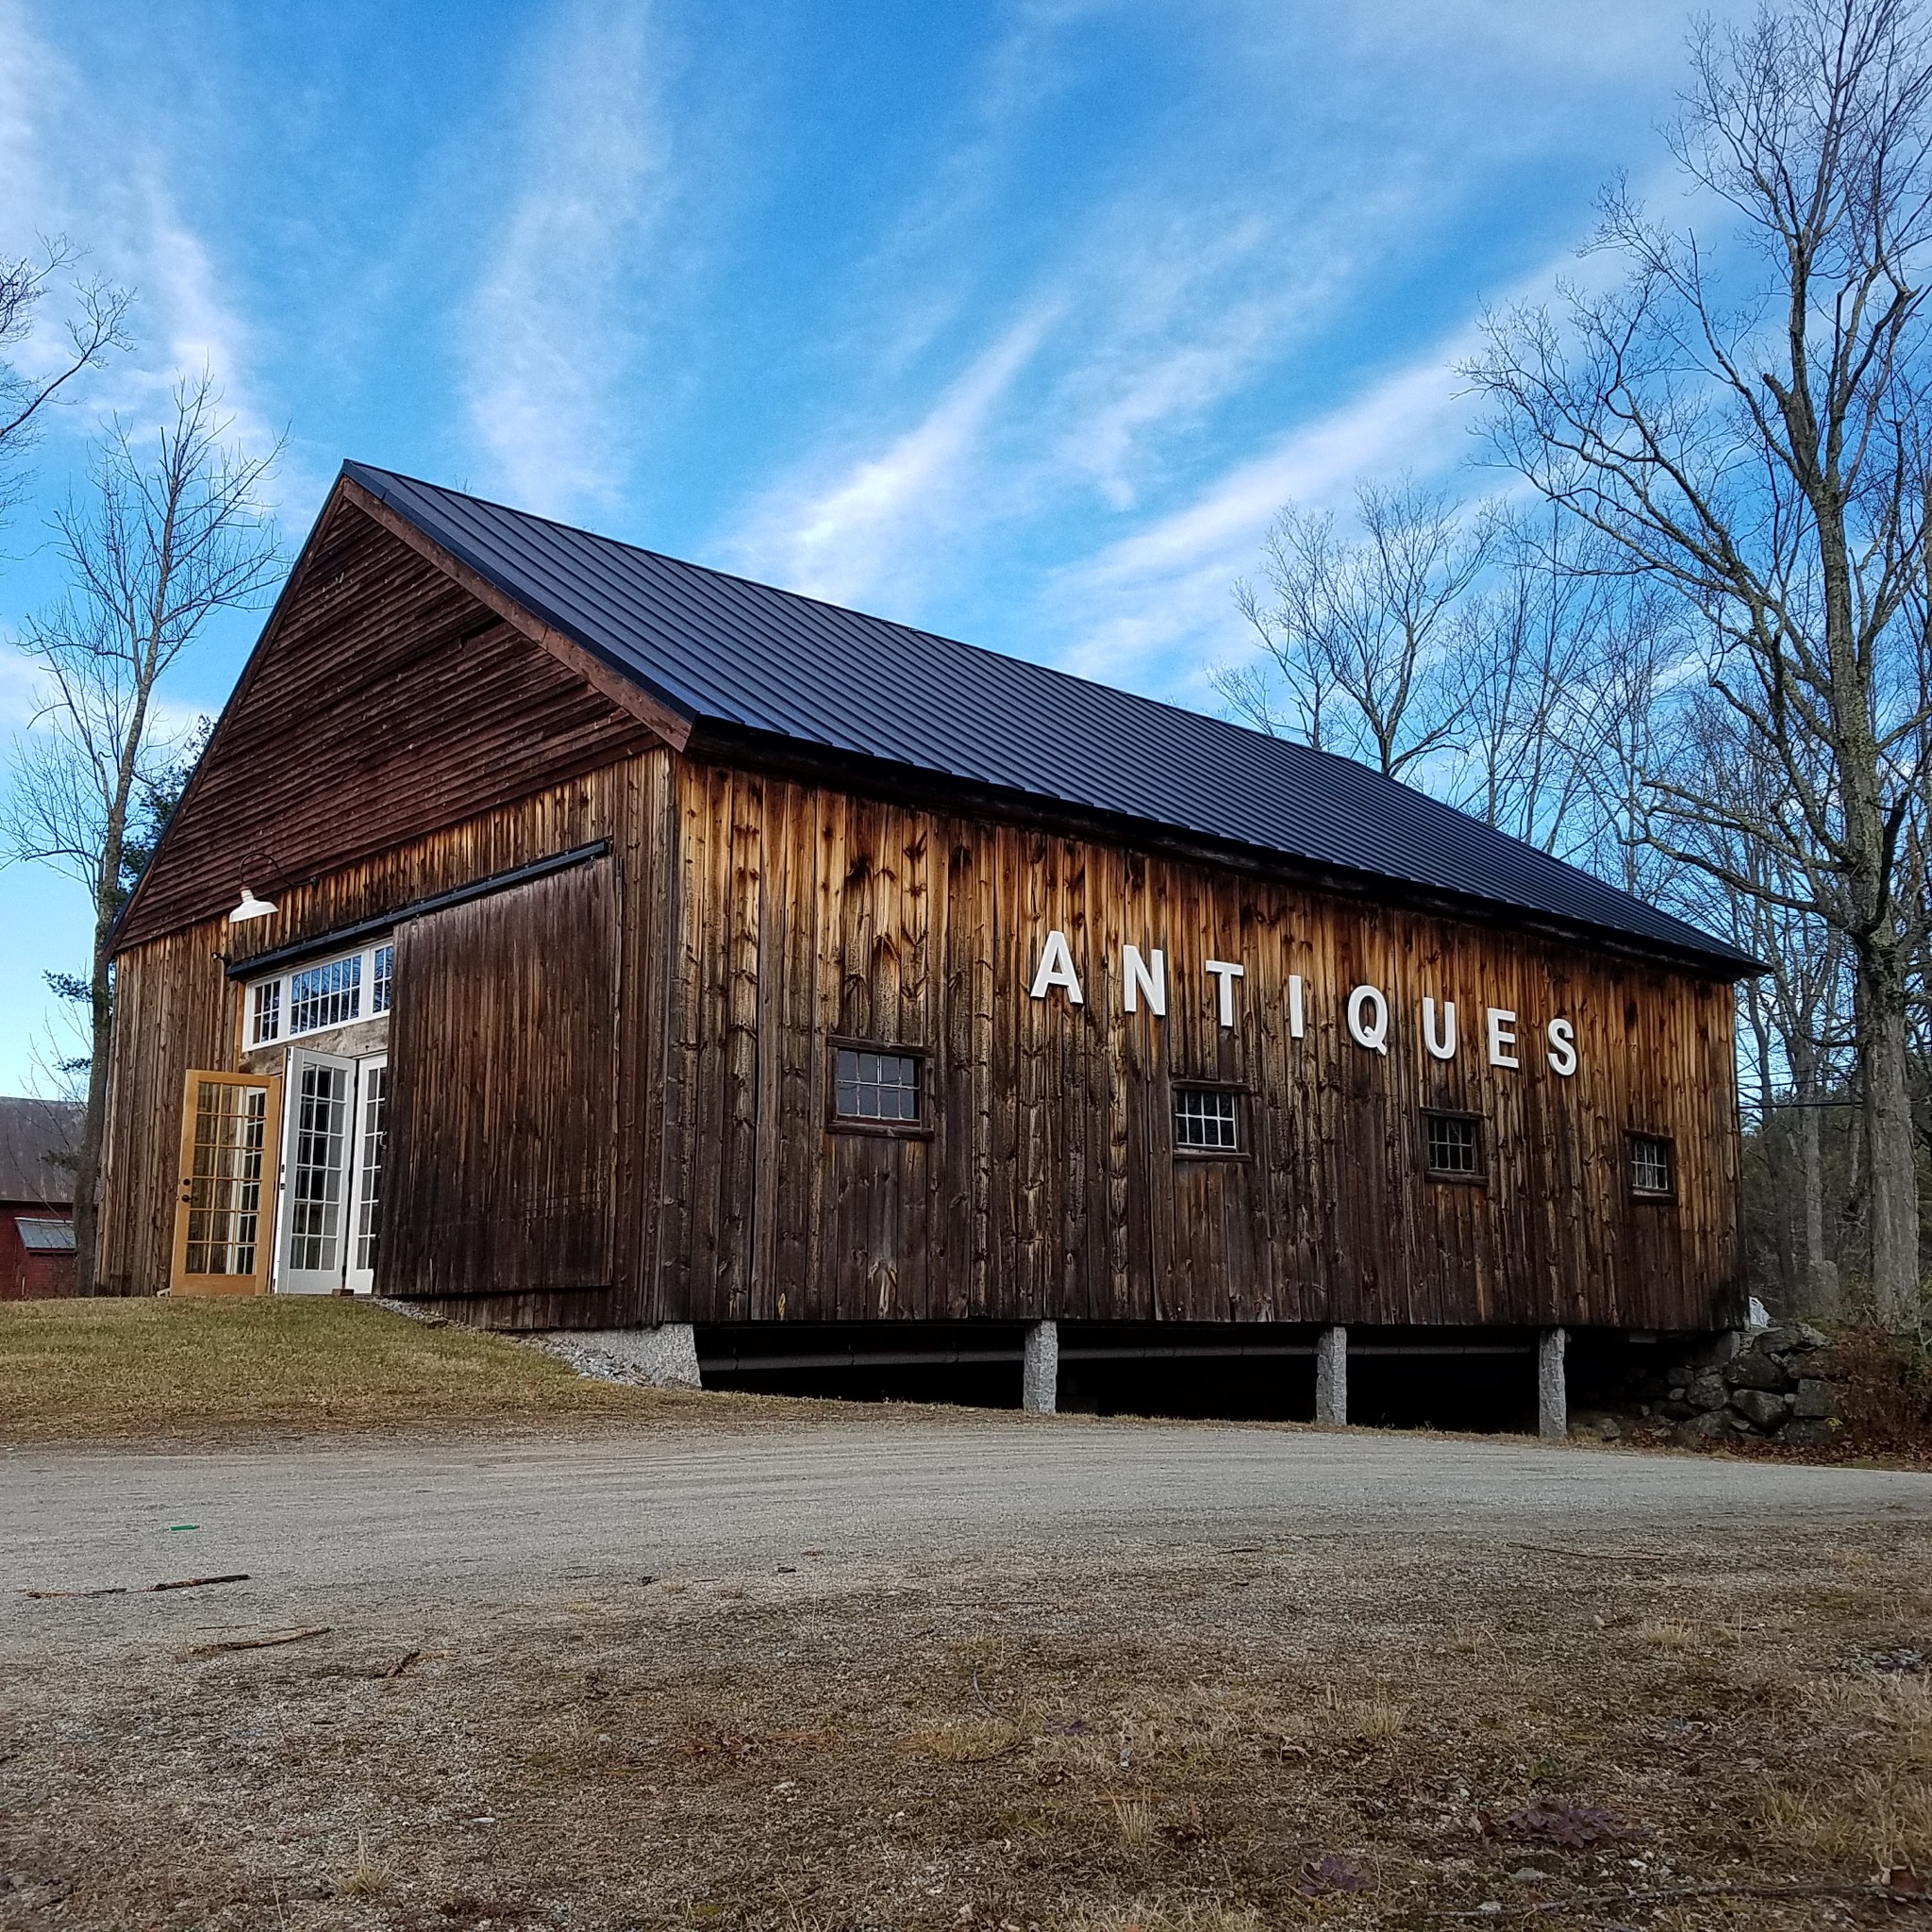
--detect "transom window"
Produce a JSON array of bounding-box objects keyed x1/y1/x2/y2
[
  {"x1": 1424, "y1": 1110, "x2": 1482, "y2": 1179},
  {"x1": 246, "y1": 941, "x2": 395, "y2": 1047},
  {"x1": 1630, "y1": 1133, "x2": 1674, "y2": 1198},
  {"x1": 833, "y1": 1047, "x2": 922, "y2": 1124},
  {"x1": 1174, "y1": 1087, "x2": 1240, "y2": 1153}
]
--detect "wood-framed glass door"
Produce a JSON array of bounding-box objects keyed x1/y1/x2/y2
[
  {"x1": 342, "y1": 1054, "x2": 387, "y2": 1296},
  {"x1": 169, "y1": 1070, "x2": 285, "y2": 1296},
  {"x1": 278, "y1": 1050, "x2": 357, "y2": 1293}
]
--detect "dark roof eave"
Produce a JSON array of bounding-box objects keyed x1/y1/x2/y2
[{"x1": 683, "y1": 719, "x2": 1765, "y2": 980}]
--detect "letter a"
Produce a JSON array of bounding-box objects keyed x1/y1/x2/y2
[{"x1": 1029, "y1": 929, "x2": 1084, "y2": 1005}]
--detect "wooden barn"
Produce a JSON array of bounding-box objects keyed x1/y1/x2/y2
[{"x1": 98, "y1": 463, "x2": 1754, "y2": 1429}]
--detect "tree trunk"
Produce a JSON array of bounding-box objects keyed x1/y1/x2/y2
[
  {"x1": 1790, "y1": 1037, "x2": 1840, "y2": 1322},
  {"x1": 71, "y1": 969, "x2": 112, "y2": 1297},
  {"x1": 1861, "y1": 949, "x2": 1922, "y2": 1329}
]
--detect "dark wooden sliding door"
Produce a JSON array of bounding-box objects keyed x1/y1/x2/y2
[{"x1": 379, "y1": 858, "x2": 619, "y2": 1303}]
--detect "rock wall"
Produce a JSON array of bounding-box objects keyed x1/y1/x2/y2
[{"x1": 1653, "y1": 1324, "x2": 1841, "y2": 1448}]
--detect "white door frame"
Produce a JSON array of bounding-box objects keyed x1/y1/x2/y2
[
  {"x1": 275, "y1": 1049, "x2": 357, "y2": 1294},
  {"x1": 342, "y1": 1053, "x2": 388, "y2": 1296}
]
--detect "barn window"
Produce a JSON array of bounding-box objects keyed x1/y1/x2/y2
[
  {"x1": 251, "y1": 979, "x2": 280, "y2": 1044},
  {"x1": 1174, "y1": 1086, "x2": 1240, "y2": 1153},
  {"x1": 1424, "y1": 1110, "x2": 1483, "y2": 1180},
  {"x1": 290, "y1": 955, "x2": 361, "y2": 1034},
  {"x1": 833, "y1": 1046, "x2": 923, "y2": 1124},
  {"x1": 1629, "y1": 1133, "x2": 1674, "y2": 1198},
  {"x1": 244, "y1": 940, "x2": 395, "y2": 1048}
]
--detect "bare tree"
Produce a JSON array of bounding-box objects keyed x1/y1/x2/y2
[
  {"x1": 5, "y1": 375, "x2": 280, "y2": 1292},
  {"x1": 0, "y1": 239, "x2": 133, "y2": 521},
  {"x1": 1470, "y1": 0, "x2": 1932, "y2": 1325},
  {"x1": 1218, "y1": 478, "x2": 1495, "y2": 779}
]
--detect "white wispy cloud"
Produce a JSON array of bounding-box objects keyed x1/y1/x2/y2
[
  {"x1": 1043, "y1": 336, "x2": 1476, "y2": 692},
  {"x1": 0, "y1": 0, "x2": 279, "y2": 483},
  {"x1": 460, "y1": 0, "x2": 671, "y2": 517},
  {"x1": 726, "y1": 306, "x2": 1055, "y2": 608}
]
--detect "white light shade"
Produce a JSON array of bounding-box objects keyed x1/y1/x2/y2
[{"x1": 229, "y1": 887, "x2": 278, "y2": 924}]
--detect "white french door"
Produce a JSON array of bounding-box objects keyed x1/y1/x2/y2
[
  {"x1": 278, "y1": 1051, "x2": 356, "y2": 1293},
  {"x1": 342, "y1": 1055, "x2": 387, "y2": 1296}
]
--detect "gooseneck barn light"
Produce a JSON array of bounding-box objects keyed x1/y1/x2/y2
[{"x1": 227, "y1": 887, "x2": 278, "y2": 924}]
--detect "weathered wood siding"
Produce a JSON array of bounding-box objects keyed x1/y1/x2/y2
[
  {"x1": 99, "y1": 755, "x2": 674, "y2": 1304},
  {"x1": 646, "y1": 759, "x2": 1742, "y2": 1332},
  {"x1": 115, "y1": 497, "x2": 660, "y2": 950},
  {"x1": 383, "y1": 858, "x2": 619, "y2": 1302},
  {"x1": 104, "y1": 736, "x2": 1740, "y2": 1330}
]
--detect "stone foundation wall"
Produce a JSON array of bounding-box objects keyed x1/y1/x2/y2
[{"x1": 1651, "y1": 1324, "x2": 1841, "y2": 1449}]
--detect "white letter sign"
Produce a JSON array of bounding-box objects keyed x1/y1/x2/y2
[
  {"x1": 1546, "y1": 1017, "x2": 1577, "y2": 1077},
  {"x1": 1203, "y1": 958, "x2": 1245, "y2": 1029},
  {"x1": 1487, "y1": 1008, "x2": 1519, "y2": 1069},
  {"x1": 1347, "y1": 984, "x2": 1389, "y2": 1055},
  {"x1": 1122, "y1": 944, "x2": 1166, "y2": 1016},
  {"x1": 1423, "y1": 997, "x2": 1457, "y2": 1061},
  {"x1": 1028, "y1": 930, "x2": 1084, "y2": 1005},
  {"x1": 1288, "y1": 974, "x2": 1306, "y2": 1040}
]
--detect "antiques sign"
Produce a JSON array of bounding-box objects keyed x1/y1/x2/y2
[{"x1": 1026, "y1": 931, "x2": 1579, "y2": 1077}]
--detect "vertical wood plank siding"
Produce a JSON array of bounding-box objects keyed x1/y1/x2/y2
[
  {"x1": 97, "y1": 754, "x2": 673, "y2": 1304},
  {"x1": 113, "y1": 500, "x2": 661, "y2": 950},
  {"x1": 648, "y1": 758, "x2": 1741, "y2": 1332},
  {"x1": 382, "y1": 859, "x2": 619, "y2": 1301},
  {"x1": 103, "y1": 742, "x2": 1740, "y2": 1330}
]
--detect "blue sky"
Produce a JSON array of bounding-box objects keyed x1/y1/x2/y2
[{"x1": 0, "y1": 0, "x2": 1739, "y2": 1090}]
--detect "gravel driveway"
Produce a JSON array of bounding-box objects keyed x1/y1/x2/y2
[{"x1": 8, "y1": 1415, "x2": 1928, "y2": 1597}]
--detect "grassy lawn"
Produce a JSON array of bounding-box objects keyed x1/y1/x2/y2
[{"x1": 0, "y1": 1295, "x2": 699, "y2": 1441}]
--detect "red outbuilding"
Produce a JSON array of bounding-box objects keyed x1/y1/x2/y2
[{"x1": 0, "y1": 1097, "x2": 81, "y2": 1299}]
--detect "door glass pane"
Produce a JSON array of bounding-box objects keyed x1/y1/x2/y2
[
  {"x1": 288, "y1": 1064, "x2": 350, "y2": 1273},
  {"x1": 184, "y1": 1083, "x2": 270, "y2": 1275},
  {"x1": 354, "y1": 1065, "x2": 387, "y2": 1273}
]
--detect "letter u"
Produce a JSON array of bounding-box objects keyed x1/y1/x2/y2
[{"x1": 1423, "y1": 997, "x2": 1457, "y2": 1061}]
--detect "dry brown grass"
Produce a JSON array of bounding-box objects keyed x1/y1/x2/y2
[
  {"x1": 0, "y1": 1295, "x2": 744, "y2": 1441},
  {"x1": 11, "y1": 1525, "x2": 1932, "y2": 1928}
]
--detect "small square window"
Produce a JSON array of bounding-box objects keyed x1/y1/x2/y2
[
  {"x1": 250, "y1": 979, "x2": 280, "y2": 1044},
  {"x1": 1630, "y1": 1133, "x2": 1674, "y2": 1198},
  {"x1": 834, "y1": 1046, "x2": 922, "y2": 1124},
  {"x1": 1424, "y1": 1110, "x2": 1482, "y2": 1179},
  {"x1": 1174, "y1": 1087, "x2": 1240, "y2": 1153}
]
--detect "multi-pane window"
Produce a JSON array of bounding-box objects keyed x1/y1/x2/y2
[
  {"x1": 354, "y1": 1064, "x2": 387, "y2": 1273},
  {"x1": 287, "y1": 1062, "x2": 349, "y2": 1273},
  {"x1": 1630, "y1": 1133, "x2": 1674, "y2": 1198},
  {"x1": 251, "y1": 979, "x2": 280, "y2": 1044},
  {"x1": 246, "y1": 941, "x2": 393, "y2": 1047},
  {"x1": 1174, "y1": 1087, "x2": 1239, "y2": 1152},
  {"x1": 290, "y1": 955, "x2": 360, "y2": 1033},
  {"x1": 182, "y1": 1081, "x2": 271, "y2": 1276},
  {"x1": 834, "y1": 1047, "x2": 922, "y2": 1124},
  {"x1": 1424, "y1": 1111, "x2": 1482, "y2": 1178}
]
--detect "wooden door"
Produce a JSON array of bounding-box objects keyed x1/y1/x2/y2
[
  {"x1": 278, "y1": 1050, "x2": 358, "y2": 1293},
  {"x1": 169, "y1": 1070, "x2": 284, "y2": 1297},
  {"x1": 380, "y1": 859, "x2": 618, "y2": 1303}
]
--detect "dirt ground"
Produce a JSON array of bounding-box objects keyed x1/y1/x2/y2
[{"x1": 7, "y1": 1418, "x2": 1932, "y2": 1932}]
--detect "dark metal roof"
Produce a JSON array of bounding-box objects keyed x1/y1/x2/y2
[
  {"x1": 343, "y1": 461, "x2": 1754, "y2": 974},
  {"x1": 0, "y1": 1098, "x2": 80, "y2": 1205}
]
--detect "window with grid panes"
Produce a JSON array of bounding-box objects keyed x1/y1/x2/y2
[
  {"x1": 1174, "y1": 1087, "x2": 1239, "y2": 1152},
  {"x1": 371, "y1": 943, "x2": 394, "y2": 1015},
  {"x1": 1630, "y1": 1133, "x2": 1674, "y2": 1197},
  {"x1": 833, "y1": 1047, "x2": 921, "y2": 1124},
  {"x1": 250, "y1": 978, "x2": 280, "y2": 1043},
  {"x1": 1424, "y1": 1111, "x2": 1481, "y2": 1177},
  {"x1": 289, "y1": 955, "x2": 361, "y2": 1033}
]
